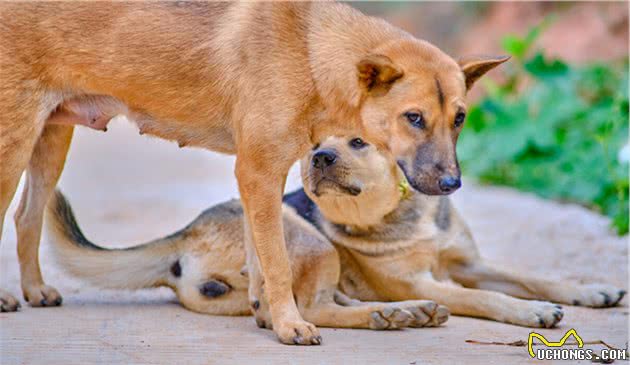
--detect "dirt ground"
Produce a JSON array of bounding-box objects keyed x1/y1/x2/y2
[{"x1": 0, "y1": 120, "x2": 627, "y2": 364}]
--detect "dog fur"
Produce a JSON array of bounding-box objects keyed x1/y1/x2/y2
[
  {"x1": 0, "y1": 2, "x2": 506, "y2": 343},
  {"x1": 46, "y1": 190, "x2": 449, "y2": 331},
  {"x1": 295, "y1": 137, "x2": 626, "y2": 328},
  {"x1": 47, "y1": 136, "x2": 625, "y2": 329}
]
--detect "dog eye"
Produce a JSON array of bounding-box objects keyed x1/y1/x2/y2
[
  {"x1": 405, "y1": 112, "x2": 425, "y2": 128},
  {"x1": 454, "y1": 112, "x2": 466, "y2": 127},
  {"x1": 349, "y1": 138, "x2": 367, "y2": 150}
]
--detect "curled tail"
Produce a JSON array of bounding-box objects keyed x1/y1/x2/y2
[{"x1": 45, "y1": 190, "x2": 181, "y2": 290}]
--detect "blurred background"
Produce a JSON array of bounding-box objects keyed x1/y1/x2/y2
[{"x1": 1, "y1": 3, "x2": 628, "y2": 363}]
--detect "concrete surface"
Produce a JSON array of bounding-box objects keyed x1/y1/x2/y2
[{"x1": 1, "y1": 119, "x2": 628, "y2": 365}]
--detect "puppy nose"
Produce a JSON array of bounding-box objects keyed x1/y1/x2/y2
[
  {"x1": 438, "y1": 176, "x2": 461, "y2": 193},
  {"x1": 312, "y1": 150, "x2": 337, "y2": 169}
]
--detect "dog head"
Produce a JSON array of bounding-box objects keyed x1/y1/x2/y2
[
  {"x1": 301, "y1": 135, "x2": 404, "y2": 226},
  {"x1": 355, "y1": 40, "x2": 508, "y2": 195}
]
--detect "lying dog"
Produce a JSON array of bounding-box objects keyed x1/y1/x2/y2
[
  {"x1": 47, "y1": 136, "x2": 625, "y2": 329},
  {"x1": 1, "y1": 2, "x2": 506, "y2": 344},
  {"x1": 295, "y1": 137, "x2": 626, "y2": 328},
  {"x1": 46, "y1": 191, "x2": 449, "y2": 331}
]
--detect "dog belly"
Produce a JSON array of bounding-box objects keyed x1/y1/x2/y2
[
  {"x1": 45, "y1": 94, "x2": 237, "y2": 153},
  {"x1": 46, "y1": 95, "x2": 125, "y2": 131}
]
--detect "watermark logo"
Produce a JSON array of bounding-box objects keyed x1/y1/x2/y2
[{"x1": 529, "y1": 329, "x2": 627, "y2": 361}]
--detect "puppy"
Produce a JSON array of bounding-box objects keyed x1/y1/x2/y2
[
  {"x1": 47, "y1": 136, "x2": 624, "y2": 329},
  {"x1": 45, "y1": 191, "x2": 449, "y2": 331},
  {"x1": 291, "y1": 136, "x2": 626, "y2": 328},
  {"x1": 1, "y1": 2, "x2": 506, "y2": 344}
]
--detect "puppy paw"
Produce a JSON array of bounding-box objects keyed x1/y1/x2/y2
[
  {"x1": 275, "y1": 318, "x2": 322, "y2": 345},
  {"x1": 570, "y1": 284, "x2": 626, "y2": 308},
  {"x1": 22, "y1": 284, "x2": 62, "y2": 308},
  {"x1": 0, "y1": 289, "x2": 21, "y2": 312},
  {"x1": 369, "y1": 306, "x2": 413, "y2": 330},
  {"x1": 402, "y1": 300, "x2": 449, "y2": 327},
  {"x1": 512, "y1": 301, "x2": 563, "y2": 328}
]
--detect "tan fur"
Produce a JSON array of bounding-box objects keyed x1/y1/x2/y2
[
  {"x1": 300, "y1": 137, "x2": 626, "y2": 328},
  {"x1": 47, "y1": 137, "x2": 624, "y2": 330},
  {"x1": 46, "y1": 191, "x2": 449, "y2": 330},
  {"x1": 0, "y1": 2, "x2": 505, "y2": 342}
]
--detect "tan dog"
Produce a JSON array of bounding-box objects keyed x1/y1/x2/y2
[
  {"x1": 46, "y1": 136, "x2": 625, "y2": 330},
  {"x1": 45, "y1": 191, "x2": 449, "y2": 331},
  {"x1": 0, "y1": 2, "x2": 505, "y2": 344},
  {"x1": 295, "y1": 137, "x2": 626, "y2": 327}
]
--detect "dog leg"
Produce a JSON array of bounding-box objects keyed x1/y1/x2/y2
[
  {"x1": 0, "y1": 89, "x2": 53, "y2": 311},
  {"x1": 241, "y1": 217, "x2": 274, "y2": 329},
  {"x1": 450, "y1": 260, "x2": 626, "y2": 308},
  {"x1": 235, "y1": 155, "x2": 320, "y2": 345},
  {"x1": 15, "y1": 124, "x2": 73, "y2": 307},
  {"x1": 302, "y1": 300, "x2": 417, "y2": 330},
  {"x1": 0, "y1": 186, "x2": 21, "y2": 311},
  {"x1": 402, "y1": 278, "x2": 564, "y2": 328},
  {"x1": 333, "y1": 291, "x2": 449, "y2": 328}
]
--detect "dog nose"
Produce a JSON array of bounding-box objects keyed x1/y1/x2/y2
[
  {"x1": 438, "y1": 176, "x2": 461, "y2": 193},
  {"x1": 312, "y1": 150, "x2": 337, "y2": 169}
]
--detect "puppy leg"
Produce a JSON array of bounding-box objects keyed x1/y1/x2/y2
[
  {"x1": 15, "y1": 124, "x2": 73, "y2": 307},
  {"x1": 333, "y1": 292, "x2": 449, "y2": 328},
  {"x1": 235, "y1": 154, "x2": 320, "y2": 345},
  {"x1": 405, "y1": 279, "x2": 563, "y2": 328},
  {"x1": 334, "y1": 292, "x2": 449, "y2": 328},
  {"x1": 303, "y1": 301, "x2": 419, "y2": 330},
  {"x1": 450, "y1": 260, "x2": 626, "y2": 308},
  {"x1": 242, "y1": 218, "x2": 273, "y2": 329}
]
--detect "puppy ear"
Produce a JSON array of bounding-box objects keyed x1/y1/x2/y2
[
  {"x1": 357, "y1": 54, "x2": 404, "y2": 96},
  {"x1": 458, "y1": 55, "x2": 510, "y2": 90}
]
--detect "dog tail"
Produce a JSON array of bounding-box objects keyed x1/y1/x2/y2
[{"x1": 45, "y1": 190, "x2": 181, "y2": 290}]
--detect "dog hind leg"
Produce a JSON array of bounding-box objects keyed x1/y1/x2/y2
[
  {"x1": 450, "y1": 260, "x2": 626, "y2": 308},
  {"x1": 0, "y1": 88, "x2": 55, "y2": 311},
  {"x1": 15, "y1": 124, "x2": 73, "y2": 307}
]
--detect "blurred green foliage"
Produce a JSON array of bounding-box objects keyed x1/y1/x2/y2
[{"x1": 458, "y1": 22, "x2": 629, "y2": 235}]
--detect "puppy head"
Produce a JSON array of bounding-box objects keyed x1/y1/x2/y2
[
  {"x1": 356, "y1": 39, "x2": 509, "y2": 195},
  {"x1": 301, "y1": 135, "x2": 403, "y2": 226}
]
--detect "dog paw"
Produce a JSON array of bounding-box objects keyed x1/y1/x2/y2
[
  {"x1": 402, "y1": 300, "x2": 449, "y2": 327},
  {"x1": 23, "y1": 284, "x2": 63, "y2": 308},
  {"x1": 0, "y1": 289, "x2": 21, "y2": 312},
  {"x1": 275, "y1": 318, "x2": 322, "y2": 345},
  {"x1": 571, "y1": 284, "x2": 626, "y2": 308},
  {"x1": 369, "y1": 306, "x2": 413, "y2": 330},
  {"x1": 513, "y1": 301, "x2": 563, "y2": 328}
]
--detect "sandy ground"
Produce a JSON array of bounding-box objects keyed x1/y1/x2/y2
[{"x1": 1, "y1": 120, "x2": 628, "y2": 365}]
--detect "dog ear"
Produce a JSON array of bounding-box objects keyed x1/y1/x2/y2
[
  {"x1": 458, "y1": 55, "x2": 510, "y2": 90},
  {"x1": 357, "y1": 54, "x2": 404, "y2": 96}
]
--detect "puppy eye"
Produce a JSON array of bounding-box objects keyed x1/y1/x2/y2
[
  {"x1": 454, "y1": 112, "x2": 466, "y2": 127},
  {"x1": 405, "y1": 112, "x2": 425, "y2": 129},
  {"x1": 349, "y1": 138, "x2": 367, "y2": 150},
  {"x1": 312, "y1": 143, "x2": 320, "y2": 150}
]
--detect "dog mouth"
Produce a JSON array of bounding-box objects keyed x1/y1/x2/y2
[
  {"x1": 397, "y1": 160, "x2": 452, "y2": 196},
  {"x1": 311, "y1": 177, "x2": 362, "y2": 197}
]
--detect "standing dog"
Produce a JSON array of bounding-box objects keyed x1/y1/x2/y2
[
  {"x1": 46, "y1": 190, "x2": 449, "y2": 331},
  {"x1": 46, "y1": 136, "x2": 625, "y2": 329},
  {"x1": 0, "y1": 2, "x2": 506, "y2": 344}
]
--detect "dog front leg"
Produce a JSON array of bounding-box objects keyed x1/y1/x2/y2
[
  {"x1": 235, "y1": 156, "x2": 321, "y2": 345},
  {"x1": 450, "y1": 260, "x2": 626, "y2": 308},
  {"x1": 405, "y1": 277, "x2": 564, "y2": 328}
]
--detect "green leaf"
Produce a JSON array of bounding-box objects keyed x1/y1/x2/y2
[{"x1": 524, "y1": 53, "x2": 569, "y2": 79}]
